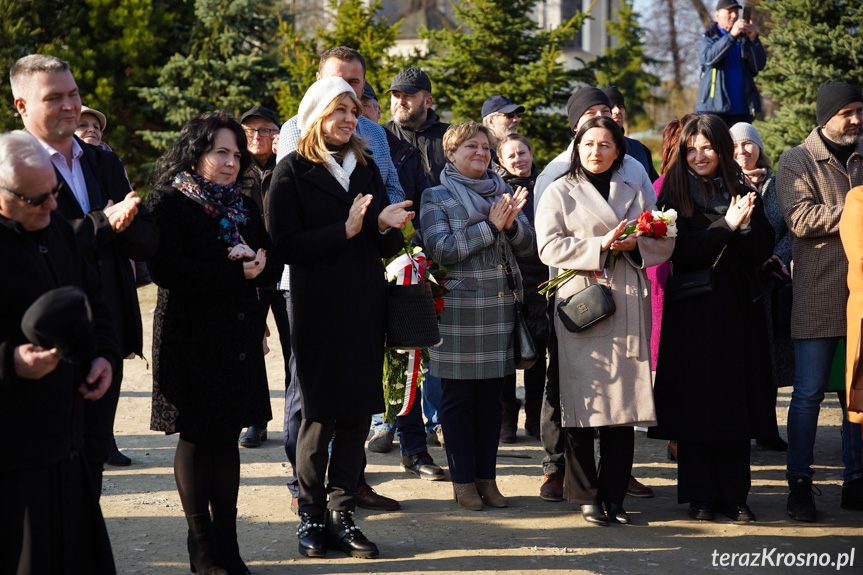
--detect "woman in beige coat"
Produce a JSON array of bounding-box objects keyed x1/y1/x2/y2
[{"x1": 535, "y1": 116, "x2": 673, "y2": 526}]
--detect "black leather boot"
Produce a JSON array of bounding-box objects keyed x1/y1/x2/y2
[
  {"x1": 212, "y1": 508, "x2": 250, "y2": 575},
  {"x1": 325, "y1": 509, "x2": 379, "y2": 558},
  {"x1": 186, "y1": 513, "x2": 229, "y2": 575},
  {"x1": 297, "y1": 513, "x2": 326, "y2": 558}
]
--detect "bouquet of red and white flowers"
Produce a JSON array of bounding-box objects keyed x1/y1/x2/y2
[{"x1": 538, "y1": 208, "x2": 677, "y2": 297}]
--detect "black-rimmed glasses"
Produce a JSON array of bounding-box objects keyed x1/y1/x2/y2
[
  {"x1": 1, "y1": 181, "x2": 63, "y2": 207},
  {"x1": 243, "y1": 127, "x2": 279, "y2": 138}
]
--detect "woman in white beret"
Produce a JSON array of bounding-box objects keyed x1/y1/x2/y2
[{"x1": 267, "y1": 77, "x2": 413, "y2": 560}]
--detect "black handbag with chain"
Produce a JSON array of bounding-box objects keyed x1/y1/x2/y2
[
  {"x1": 504, "y1": 260, "x2": 538, "y2": 370},
  {"x1": 666, "y1": 245, "x2": 727, "y2": 302}
]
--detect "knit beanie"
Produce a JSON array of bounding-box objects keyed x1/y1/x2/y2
[
  {"x1": 298, "y1": 77, "x2": 356, "y2": 135},
  {"x1": 601, "y1": 86, "x2": 626, "y2": 108},
  {"x1": 567, "y1": 87, "x2": 611, "y2": 131},
  {"x1": 816, "y1": 81, "x2": 863, "y2": 126},
  {"x1": 729, "y1": 122, "x2": 764, "y2": 151}
]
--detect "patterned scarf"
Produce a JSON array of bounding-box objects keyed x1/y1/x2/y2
[{"x1": 173, "y1": 171, "x2": 248, "y2": 246}]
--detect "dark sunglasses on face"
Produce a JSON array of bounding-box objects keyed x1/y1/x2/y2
[
  {"x1": 2, "y1": 181, "x2": 63, "y2": 207},
  {"x1": 243, "y1": 127, "x2": 279, "y2": 138},
  {"x1": 500, "y1": 112, "x2": 520, "y2": 120}
]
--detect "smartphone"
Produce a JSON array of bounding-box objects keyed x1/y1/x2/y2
[{"x1": 742, "y1": 6, "x2": 752, "y2": 22}]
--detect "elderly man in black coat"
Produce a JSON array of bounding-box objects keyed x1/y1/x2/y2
[{"x1": 0, "y1": 130, "x2": 119, "y2": 574}]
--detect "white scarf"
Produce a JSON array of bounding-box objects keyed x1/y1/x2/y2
[{"x1": 322, "y1": 150, "x2": 357, "y2": 192}]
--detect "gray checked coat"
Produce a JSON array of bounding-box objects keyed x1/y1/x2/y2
[
  {"x1": 420, "y1": 181, "x2": 536, "y2": 381},
  {"x1": 776, "y1": 129, "x2": 863, "y2": 339}
]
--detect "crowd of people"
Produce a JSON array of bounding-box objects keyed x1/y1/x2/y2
[{"x1": 3, "y1": 0, "x2": 863, "y2": 572}]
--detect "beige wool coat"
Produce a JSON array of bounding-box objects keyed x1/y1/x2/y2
[{"x1": 535, "y1": 172, "x2": 674, "y2": 428}]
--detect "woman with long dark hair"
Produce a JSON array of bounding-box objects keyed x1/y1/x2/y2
[
  {"x1": 535, "y1": 116, "x2": 673, "y2": 526},
  {"x1": 650, "y1": 114, "x2": 775, "y2": 523},
  {"x1": 148, "y1": 111, "x2": 281, "y2": 575}
]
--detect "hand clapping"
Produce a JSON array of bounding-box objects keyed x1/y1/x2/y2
[
  {"x1": 346, "y1": 193, "x2": 373, "y2": 239},
  {"x1": 378, "y1": 200, "x2": 415, "y2": 232},
  {"x1": 489, "y1": 187, "x2": 528, "y2": 231},
  {"x1": 103, "y1": 191, "x2": 140, "y2": 233},
  {"x1": 726, "y1": 192, "x2": 756, "y2": 229}
]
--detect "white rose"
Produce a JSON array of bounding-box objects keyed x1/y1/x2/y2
[{"x1": 665, "y1": 223, "x2": 678, "y2": 238}]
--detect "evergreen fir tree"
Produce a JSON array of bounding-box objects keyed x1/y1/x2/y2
[
  {"x1": 592, "y1": 0, "x2": 661, "y2": 129},
  {"x1": 138, "y1": 0, "x2": 283, "y2": 151},
  {"x1": 756, "y1": 0, "x2": 863, "y2": 161},
  {"x1": 0, "y1": 0, "x2": 193, "y2": 187},
  {"x1": 419, "y1": 0, "x2": 592, "y2": 166},
  {"x1": 275, "y1": 0, "x2": 408, "y2": 122}
]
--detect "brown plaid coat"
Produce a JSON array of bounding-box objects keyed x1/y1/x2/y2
[{"x1": 776, "y1": 128, "x2": 863, "y2": 339}]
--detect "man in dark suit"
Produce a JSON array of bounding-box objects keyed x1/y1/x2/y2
[{"x1": 10, "y1": 54, "x2": 158, "y2": 496}]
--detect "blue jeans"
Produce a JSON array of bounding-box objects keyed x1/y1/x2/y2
[
  {"x1": 787, "y1": 337, "x2": 863, "y2": 481},
  {"x1": 370, "y1": 393, "x2": 428, "y2": 456},
  {"x1": 422, "y1": 372, "x2": 442, "y2": 432}
]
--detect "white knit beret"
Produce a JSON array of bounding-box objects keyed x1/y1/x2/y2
[
  {"x1": 729, "y1": 122, "x2": 764, "y2": 152},
  {"x1": 297, "y1": 77, "x2": 356, "y2": 135}
]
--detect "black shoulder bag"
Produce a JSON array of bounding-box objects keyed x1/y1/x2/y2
[{"x1": 504, "y1": 259, "x2": 538, "y2": 370}]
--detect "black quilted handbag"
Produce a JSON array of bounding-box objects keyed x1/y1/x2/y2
[{"x1": 386, "y1": 281, "x2": 442, "y2": 349}]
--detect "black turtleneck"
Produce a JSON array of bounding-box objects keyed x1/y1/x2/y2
[
  {"x1": 325, "y1": 141, "x2": 348, "y2": 163},
  {"x1": 584, "y1": 167, "x2": 614, "y2": 201},
  {"x1": 818, "y1": 128, "x2": 857, "y2": 167}
]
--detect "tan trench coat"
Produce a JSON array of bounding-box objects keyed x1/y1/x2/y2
[
  {"x1": 535, "y1": 172, "x2": 674, "y2": 428},
  {"x1": 840, "y1": 185, "x2": 863, "y2": 425}
]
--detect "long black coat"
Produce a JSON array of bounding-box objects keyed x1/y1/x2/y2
[
  {"x1": 267, "y1": 153, "x2": 403, "y2": 421},
  {"x1": 650, "y1": 183, "x2": 776, "y2": 442},
  {"x1": 147, "y1": 186, "x2": 280, "y2": 434}
]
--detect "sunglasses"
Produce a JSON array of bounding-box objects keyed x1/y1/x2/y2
[
  {"x1": 2, "y1": 181, "x2": 63, "y2": 207},
  {"x1": 499, "y1": 112, "x2": 520, "y2": 120},
  {"x1": 243, "y1": 127, "x2": 279, "y2": 138}
]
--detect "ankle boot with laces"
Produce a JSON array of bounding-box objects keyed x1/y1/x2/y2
[
  {"x1": 297, "y1": 512, "x2": 327, "y2": 558},
  {"x1": 325, "y1": 509, "x2": 379, "y2": 558}
]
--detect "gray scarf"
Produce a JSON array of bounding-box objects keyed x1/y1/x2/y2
[{"x1": 440, "y1": 162, "x2": 516, "y2": 268}]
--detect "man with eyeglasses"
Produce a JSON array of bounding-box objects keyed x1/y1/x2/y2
[
  {"x1": 9, "y1": 54, "x2": 158, "y2": 499},
  {"x1": 0, "y1": 130, "x2": 120, "y2": 573},
  {"x1": 237, "y1": 105, "x2": 290, "y2": 450},
  {"x1": 481, "y1": 95, "x2": 524, "y2": 142}
]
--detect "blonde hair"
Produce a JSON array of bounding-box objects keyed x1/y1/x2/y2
[
  {"x1": 442, "y1": 121, "x2": 494, "y2": 155},
  {"x1": 298, "y1": 92, "x2": 370, "y2": 165}
]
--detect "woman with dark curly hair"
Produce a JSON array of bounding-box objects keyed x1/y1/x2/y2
[{"x1": 147, "y1": 111, "x2": 281, "y2": 575}]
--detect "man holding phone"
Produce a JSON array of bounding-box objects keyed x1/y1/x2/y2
[{"x1": 695, "y1": 0, "x2": 767, "y2": 126}]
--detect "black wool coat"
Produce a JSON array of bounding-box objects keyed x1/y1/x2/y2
[
  {"x1": 0, "y1": 213, "x2": 119, "y2": 470},
  {"x1": 267, "y1": 153, "x2": 403, "y2": 421},
  {"x1": 650, "y1": 183, "x2": 776, "y2": 442},
  {"x1": 146, "y1": 186, "x2": 280, "y2": 434}
]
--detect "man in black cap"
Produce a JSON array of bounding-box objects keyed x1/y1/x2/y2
[
  {"x1": 237, "y1": 105, "x2": 289, "y2": 449},
  {"x1": 360, "y1": 82, "x2": 382, "y2": 123},
  {"x1": 601, "y1": 86, "x2": 659, "y2": 182},
  {"x1": 695, "y1": 0, "x2": 766, "y2": 126},
  {"x1": 0, "y1": 130, "x2": 119, "y2": 573},
  {"x1": 481, "y1": 95, "x2": 525, "y2": 142},
  {"x1": 777, "y1": 80, "x2": 863, "y2": 522},
  {"x1": 385, "y1": 67, "x2": 450, "y2": 187}
]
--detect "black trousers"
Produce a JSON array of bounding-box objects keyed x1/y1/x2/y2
[
  {"x1": 502, "y1": 338, "x2": 548, "y2": 403},
  {"x1": 250, "y1": 288, "x2": 291, "y2": 430},
  {"x1": 440, "y1": 377, "x2": 504, "y2": 484},
  {"x1": 677, "y1": 439, "x2": 751, "y2": 505},
  {"x1": 541, "y1": 297, "x2": 566, "y2": 474},
  {"x1": 296, "y1": 415, "x2": 371, "y2": 516},
  {"x1": 82, "y1": 361, "x2": 123, "y2": 499},
  {"x1": 563, "y1": 426, "x2": 634, "y2": 506}
]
